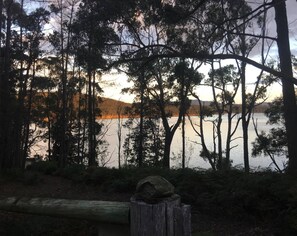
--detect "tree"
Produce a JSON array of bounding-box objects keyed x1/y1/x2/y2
[
  {"x1": 48, "y1": 0, "x2": 79, "y2": 167},
  {"x1": 252, "y1": 97, "x2": 285, "y2": 172},
  {"x1": 33, "y1": 58, "x2": 58, "y2": 161},
  {"x1": 122, "y1": 62, "x2": 166, "y2": 167},
  {"x1": 123, "y1": 113, "x2": 165, "y2": 167},
  {"x1": 188, "y1": 98, "x2": 217, "y2": 170},
  {"x1": 72, "y1": 0, "x2": 119, "y2": 166},
  {"x1": 0, "y1": 1, "x2": 50, "y2": 169},
  {"x1": 122, "y1": 57, "x2": 203, "y2": 169},
  {"x1": 112, "y1": 0, "x2": 297, "y2": 172},
  {"x1": 116, "y1": 100, "x2": 125, "y2": 168},
  {"x1": 0, "y1": 0, "x2": 16, "y2": 169},
  {"x1": 169, "y1": 60, "x2": 203, "y2": 167},
  {"x1": 207, "y1": 64, "x2": 240, "y2": 169},
  {"x1": 134, "y1": 59, "x2": 202, "y2": 168},
  {"x1": 273, "y1": 0, "x2": 297, "y2": 175},
  {"x1": 17, "y1": 7, "x2": 50, "y2": 168}
]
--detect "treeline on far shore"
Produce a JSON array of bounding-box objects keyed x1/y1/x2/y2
[{"x1": 99, "y1": 98, "x2": 270, "y2": 119}]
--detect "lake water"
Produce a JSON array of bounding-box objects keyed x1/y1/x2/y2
[
  {"x1": 31, "y1": 113, "x2": 286, "y2": 171},
  {"x1": 101, "y1": 113, "x2": 286, "y2": 171}
]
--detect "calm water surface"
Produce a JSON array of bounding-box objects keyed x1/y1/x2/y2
[
  {"x1": 32, "y1": 113, "x2": 286, "y2": 170},
  {"x1": 102, "y1": 113, "x2": 286, "y2": 170}
]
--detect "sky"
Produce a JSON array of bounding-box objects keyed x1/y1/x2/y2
[
  {"x1": 103, "y1": 1, "x2": 297, "y2": 104},
  {"x1": 24, "y1": 0, "x2": 297, "y2": 104}
]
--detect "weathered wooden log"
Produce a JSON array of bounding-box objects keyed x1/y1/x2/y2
[
  {"x1": 0, "y1": 176, "x2": 192, "y2": 236},
  {"x1": 0, "y1": 197, "x2": 130, "y2": 224}
]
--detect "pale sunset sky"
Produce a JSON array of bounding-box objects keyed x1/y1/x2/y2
[
  {"x1": 102, "y1": 1, "x2": 297, "y2": 104},
  {"x1": 28, "y1": 0, "x2": 297, "y2": 104}
]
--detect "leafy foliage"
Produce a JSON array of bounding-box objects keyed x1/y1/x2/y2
[{"x1": 252, "y1": 97, "x2": 287, "y2": 171}]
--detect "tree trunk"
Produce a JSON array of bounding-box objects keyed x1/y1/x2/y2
[
  {"x1": 0, "y1": 0, "x2": 2, "y2": 90},
  {"x1": 23, "y1": 62, "x2": 37, "y2": 167},
  {"x1": 117, "y1": 105, "x2": 122, "y2": 169},
  {"x1": 273, "y1": 0, "x2": 297, "y2": 175},
  {"x1": 77, "y1": 70, "x2": 83, "y2": 164},
  {"x1": 88, "y1": 70, "x2": 95, "y2": 166},
  {"x1": 0, "y1": 0, "x2": 3, "y2": 44},
  {"x1": 0, "y1": 0, "x2": 12, "y2": 169},
  {"x1": 199, "y1": 115, "x2": 216, "y2": 170},
  {"x1": 210, "y1": 62, "x2": 223, "y2": 170},
  {"x1": 241, "y1": 61, "x2": 249, "y2": 173},
  {"x1": 193, "y1": 98, "x2": 216, "y2": 170},
  {"x1": 47, "y1": 89, "x2": 52, "y2": 161},
  {"x1": 92, "y1": 72, "x2": 97, "y2": 163},
  {"x1": 137, "y1": 70, "x2": 145, "y2": 168},
  {"x1": 225, "y1": 105, "x2": 240, "y2": 169},
  {"x1": 216, "y1": 114, "x2": 223, "y2": 170},
  {"x1": 181, "y1": 114, "x2": 186, "y2": 169},
  {"x1": 13, "y1": 0, "x2": 26, "y2": 169},
  {"x1": 163, "y1": 131, "x2": 173, "y2": 168},
  {"x1": 239, "y1": 17, "x2": 250, "y2": 173}
]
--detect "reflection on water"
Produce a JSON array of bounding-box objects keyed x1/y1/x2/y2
[
  {"x1": 102, "y1": 113, "x2": 286, "y2": 170},
  {"x1": 32, "y1": 113, "x2": 286, "y2": 170}
]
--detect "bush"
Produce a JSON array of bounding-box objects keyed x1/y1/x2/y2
[
  {"x1": 19, "y1": 164, "x2": 297, "y2": 234},
  {"x1": 28, "y1": 161, "x2": 58, "y2": 175},
  {"x1": 84, "y1": 167, "x2": 117, "y2": 184},
  {"x1": 58, "y1": 164, "x2": 86, "y2": 182},
  {"x1": 1, "y1": 168, "x2": 24, "y2": 181}
]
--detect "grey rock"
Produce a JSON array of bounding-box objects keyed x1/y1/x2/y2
[{"x1": 135, "y1": 176, "x2": 175, "y2": 203}]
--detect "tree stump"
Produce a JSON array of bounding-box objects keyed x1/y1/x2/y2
[{"x1": 130, "y1": 176, "x2": 191, "y2": 236}]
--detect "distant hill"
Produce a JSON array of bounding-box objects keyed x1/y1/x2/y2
[
  {"x1": 34, "y1": 93, "x2": 268, "y2": 119},
  {"x1": 100, "y1": 98, "x2": 131, "y2": 119},
  {"x1": 100, "y1": 99, "x2": 200, "y2": 118},
  {"x1": 190, "y1": 100, "x2": 270, "y2": 114},
  {"x1": 31, "y1": 92, "x2": 132, "y2": 119},
  {"x1": 190, "y1": 100, "x2": 212, "y2": 106},
  {"x1": 99, "y1": 98, "x2": 270, "y2": 118}
]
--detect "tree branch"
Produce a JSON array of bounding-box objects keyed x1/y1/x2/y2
[{"x1": 109, "y1": 50, "x2": 297, "y2": 85}]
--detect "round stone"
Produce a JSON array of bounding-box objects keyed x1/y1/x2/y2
[{"x1": 135, "y1": 176, "x2": 175, "y2": 203}]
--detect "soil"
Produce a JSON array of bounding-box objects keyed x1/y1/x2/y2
[{"x1": 0, "y1": 173, "x2": 274, "y2": 236}]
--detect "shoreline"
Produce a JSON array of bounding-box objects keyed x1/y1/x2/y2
[{"x1": 98, "y1": 111, "x2": 264, "y2": 120}]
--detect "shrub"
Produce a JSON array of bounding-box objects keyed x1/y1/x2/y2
[
  {"x1": 28, "y1": 161, "x2": 58, "y2": 175},
  {"x1": 58, "y1": 164, "x2": 86, "y2": 182}
]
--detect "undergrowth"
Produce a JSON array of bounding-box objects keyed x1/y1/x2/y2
[{"x1": 13, "y1": 161, "x2": 297, "y2": 234}]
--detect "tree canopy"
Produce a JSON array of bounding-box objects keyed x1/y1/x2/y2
[{"x1": 0, "y1": 0, "x2": 296, "y2": 173}]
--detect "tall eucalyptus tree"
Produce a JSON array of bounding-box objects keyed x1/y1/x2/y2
[
  {"x1": 71, "y1": 0, "x2": 119, "y2": 166},
  {"x1": 273, "y1": 0, "x2": 297, "y2": 175},
  {"x1": 48, "y1": 0, "x2": 79, "y2": 167},
  {"x1": 0, "y1": 1, "x2": 49, "y2": 169}
]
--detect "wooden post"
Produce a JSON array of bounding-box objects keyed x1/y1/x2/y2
[
  {"x1": 130, "y1": 176, "x2": 191, "y2": 236},
  {"x1": 173, "y1": 204, "x2": 191, "y2": 236}
]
